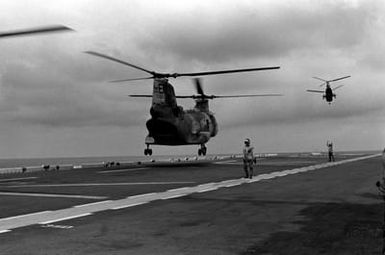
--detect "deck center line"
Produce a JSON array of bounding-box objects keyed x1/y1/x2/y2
[
  {"x1": 0, "y1": 177, "x2": 38, "y2": 182},
  {"x1": 98, "y1": 167, "x2": 148, "y2": 174},
  {"x1": 0, "y1": 154, "x2": 379, "y2": 233},
  {"x1": 7, "y1": 181, "x2": 195, "y2": 188},
  {"x1": 0, "y1": 192, "x2": 107, "y2": 200}
]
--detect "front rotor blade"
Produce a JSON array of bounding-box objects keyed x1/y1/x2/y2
[
  {"x1": 0, "y1": 25, "x2": 73, "y2": 38},
  {"x1": 84, "y1": 51, "x2": 154, "y2": 75},
  {"x1": 129, "y1": 95, "x2": 152, "y2": 98},
  {"x1": 329, "y1": 75, "x2": 351, "y2": 82},
  {"x1": 313, "y1": 77, "x2": 327, "y2": 82},
  {"x1": 110, "y1": 77, "x2": 154, "y2": 83},
  {"x1": 174, "y1": 66, "x2": 280, "y2": 78}
]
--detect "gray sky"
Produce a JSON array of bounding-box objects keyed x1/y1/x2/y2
[{"x1": 0, "y1": 0, "x2": 384, "y2": 158}]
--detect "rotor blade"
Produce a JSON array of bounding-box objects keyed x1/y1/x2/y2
[
  {"x1": 212, "y1": 94, "x2": 283, "y2": 98},
  {"x1": 129, "y1": 95, "x2": 152, "y2": 98},
  {"x1": 313, "y1": 77, "x2": 327, "y2": 82},
  {"x1": 194, "y1": 78, "x2": 204, "y2": 95},
  {"x1": 306, "y1": 89, "x2": 325, "y2": 93},
  {"x1": 174, "y1": 66, "x2": 280, "y2": 78},
  {"x1": 319, "y1": 82, "x2": 326, "y2": 87},
  {"x1": 110, "y1": 77, "x2": 154, "y2": 83},
  {"x1": 84, "y1": 51, "x2": 155, "y2": 75},
  {"x1": 333, "y1": 84, "x2": 344, "y2": 90},
  {"x1": 0, "y1": 25, "x2": 73, "y2": 38},
  {"x1": 329, "y1": 75, "x2": 351, "y2": 82}
]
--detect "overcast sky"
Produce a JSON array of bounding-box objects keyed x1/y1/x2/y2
[{"x1": 0, "y1": 0, "x2": 384, "y2": 158}]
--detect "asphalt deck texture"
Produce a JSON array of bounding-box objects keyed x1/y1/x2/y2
[{"x1": 0, "y1": 154, "x2": 382, "y2": 254}]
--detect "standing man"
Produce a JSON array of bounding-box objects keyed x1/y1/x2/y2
[
  {"x1": 243, "y1": 138, "x2": 254, "y2": 179},
  {"x1": 327, "y1": 140, "x2": 335, "y2": 162}
]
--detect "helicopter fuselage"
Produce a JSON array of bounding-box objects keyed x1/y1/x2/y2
[
  {"x1": 324, "y1": 86, "x2": 335, "y2": 103},
  {"x1": 146, "y1": 95, "x2": 218, "y2": 146}
]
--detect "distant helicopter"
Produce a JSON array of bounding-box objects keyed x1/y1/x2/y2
[
  {"x1": 306, "y1": 75, "x2": 350, "y2": 104},
  {"x1": 0, "y1": 25, "x2": 72, "y2": 38},
  {"x1": 85, "y1": 51, "x2": 282, "y2": 156}
]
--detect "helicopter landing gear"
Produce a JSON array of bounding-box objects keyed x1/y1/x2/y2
[
  {"x1": 198, "y1": 144, "x2": 207, "y2": 156},
  {"x1": 144, "y1": 144, "x2": 152, "y2": 156}
]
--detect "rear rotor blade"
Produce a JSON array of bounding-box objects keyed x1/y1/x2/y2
[
  {"x1": 110, "y1": 77, "x2": 154, "y2": 83},
  {"x1": 0, "y1": 25, "x2": 73, "y2": 38},
  {"x1": 306, "y1": 89, "x2": 325, "y2": 93},
  {"x1": 333, "y1": 84, "x2": 344, "y2": 90},
  {"x1": 329, "y1": 75, "x2": 350, "y2": 82},
  {"x1": 212, "y1": 94, "x2": 283, "y2": 98},
  {"x1": 84, "y1": 51, "x2": 155, "y2": 75},
  {"x1": 175, "y1": 66, "x2": 280, "y2": 78},
  {"x1": 194, "y1": 78, "x2": 204, "y2": 95}
]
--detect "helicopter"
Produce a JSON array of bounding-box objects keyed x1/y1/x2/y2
[
  {"x1": 85, "y1": 51, "x2": 281, "y2": 156},
  {"x1": 0, "y1": 25, "x2": 72, "y2": 38},
  {"x1": 306, "y1": 75, "x2": 350, "y2": 104}
]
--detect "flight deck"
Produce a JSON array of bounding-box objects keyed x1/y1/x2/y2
[{"x1": 0, "y1": 153, "x2": 382, "y2": 254}]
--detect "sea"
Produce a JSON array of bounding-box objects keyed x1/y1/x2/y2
[{"x1": 0, "y1": 150, "x2": 380, "y2": 169}]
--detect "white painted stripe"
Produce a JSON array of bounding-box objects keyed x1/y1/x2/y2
[
  {"x1": 74, "y1": 200, "x2": 113, "y2": 208},
  {"x1": 196, "y1": 187, "x2": 218, "y2": 193},
  {"x1": 98, "y1": 167, "x2": 148, "y2": 174},
  {"x1": 0, "y1": 177, "x2": 38, "y2": 182},
  {"x1": 112, "y1": 202, "x2": 147, "y2": 210},
  {"x1": 8, "y1": 181, "x2": 194, "y2": 188},
  {"x1": 167, "y1": 187, "x2": 191, "y2": 192},
  {"x1": 127, "y1": 193, "x2": 157, "y2": 199},
  {"x1": 39, "y1": 213, "x2": 92, "y2": 224},
  {"x1": 161, "y1": 194, "x2": 187, "y2": 200},
  {"x1": 0, "y1": 192, "x2": 106, "y2": 200},
  {"x1": 0, "y1": 211, "x2": 51, "y2": 222},
  {"x1": 0, "y1": 230, "x2": 11, "y2": 234}
]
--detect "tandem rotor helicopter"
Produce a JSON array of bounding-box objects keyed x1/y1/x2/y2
[
  {"x1": 85, "y1": 51, "x2": 282, "y2": 156},
  {"x1": 306, "y1": 75, "x2": 351, "y2": 104}
]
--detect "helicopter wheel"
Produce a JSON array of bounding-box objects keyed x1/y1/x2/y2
[{"x1": 144, "y1": 148, "x2": 153, "y2": 156}]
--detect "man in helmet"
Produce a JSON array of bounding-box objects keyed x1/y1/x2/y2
[
  {"x1": 327, "y1": 140, "x2": 335, "y2": 162},
  {"x1": 243, "y1": 138, "x2": 254, "y2": 179}
]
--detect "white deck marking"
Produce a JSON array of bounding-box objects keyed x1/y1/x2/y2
[
  {"x1": 112, "y1": 202, "x2": 148, "y2": 210},
  {"x1": 41, "y1": 224, "x2": 73, "y2": 229},
  {"x1": 7, "y1": 181, "x2": 194, "y2": 188},
  {"x1": 0, "y1": 230, "x2": 11, "y2": 234},
  {"x1": 0, "y1": 192, "x2": 107, "y2": 200},
  {"x1": 0, "y1": 211, "x2": 52, "y2": 222},
  {"x1": 39, "y1": 213, "x2": 92, "y2": 225},
  {"x1": 0, "y1": 177, "x2": 38, "y2": 182},
  {"x1": 74, "y1": 200, "x2": 113, "y2": 208},
  {"x1": 0, "y1": 154, "x2": 379, "y2": 233},
  {"x1": 98, "y1": 167, "x2": 148, "y2": 174}
]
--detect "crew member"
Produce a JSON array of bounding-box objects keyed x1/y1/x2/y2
[
  {"x1": 243, "y1": 138, "x2": 254, "y2": 179},
  {"x1": 327, "y1": 140, "x2": 335, "y2": 162}
]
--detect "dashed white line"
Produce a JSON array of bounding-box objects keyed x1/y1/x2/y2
[{"x1": 8, "y1": 182, "x2": 194, "y2": 188}]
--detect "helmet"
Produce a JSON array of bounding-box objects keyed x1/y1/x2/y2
[{"x1": 244, "y1": 138, "x2": 250, "y2": 144}]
